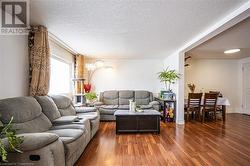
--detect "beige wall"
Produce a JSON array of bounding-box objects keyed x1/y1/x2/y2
[
  {"x1": 0, "y1": 35, "x2": 29, "y2": 99},
  {"x1": 185, "y1": 58, "x2": 241, "y2": 113},
  {"x1": 89, "y1": 59, "x2": 165, "y2": 95}
]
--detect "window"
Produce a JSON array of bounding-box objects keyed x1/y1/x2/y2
[{"x1": 49, "y1": 56, "x2": 71, "y2": 94}]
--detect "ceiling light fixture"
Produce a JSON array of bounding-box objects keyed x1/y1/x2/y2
[{"x1": 224, "y1": 48, "x2": 240, "y2": 54}]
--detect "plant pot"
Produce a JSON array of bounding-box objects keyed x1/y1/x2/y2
[{"x1": 84, "y1": 84, "x2": 91, "y2": 93}]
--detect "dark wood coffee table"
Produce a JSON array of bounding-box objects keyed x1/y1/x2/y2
[{"x1": 114, "y1": 110, "x2": 161, "y2": 134}]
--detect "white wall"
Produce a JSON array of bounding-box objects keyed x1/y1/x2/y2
[
  {"x1": 185, "y1": 58, "x2": 242, "y2": 113},
  {"x1": 0, "y1": 35, "x2": 29, "y2": 99},
  {"x1": 164, "y1": 52, "x2": 185, "y2": 124},
  {"x1": 91, "y1": 59, "x2": 165, "y2": 95}
]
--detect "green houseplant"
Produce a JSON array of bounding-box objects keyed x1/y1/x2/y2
[
  {"x1": 0, "y1": 117, "x2": 23, "y2": 162},
  {"x1": 158, "y1": 67, "x2": 181, "y2": 91},
  {"x1": 85, "y1": 92, "x2": 97, "y2": 103}
]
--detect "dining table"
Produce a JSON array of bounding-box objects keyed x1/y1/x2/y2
[{"x1": 185, "y1": 97, "x2": 230, "y2": 122}]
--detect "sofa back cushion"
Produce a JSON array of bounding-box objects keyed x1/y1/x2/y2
[
  {"x1": 101, "y1": 91, "x2": 119, "y2": 105},
  {"x1": 134, "y1": 91, "x2": 153, "y2": 105},
  {"x1": 0, "y1": 97, "x2": 52, "y2": 134},
  {"x1": 51, "y1": 95, "x2": 76, "y2": 116},
  {"x1": 35, "y1": 96, "x2": 61, "y2": 121},
  {"x1": 119, "y1": 90, "x2": 134, "y2": 105}
]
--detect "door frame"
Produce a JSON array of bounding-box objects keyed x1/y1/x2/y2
[{"x1": 242, "y1": 62, "x2": 250, "y2": 115}]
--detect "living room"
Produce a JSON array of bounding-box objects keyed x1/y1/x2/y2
[{"x1": 0, "y1": 0, "x2": 250, "y2": 166}]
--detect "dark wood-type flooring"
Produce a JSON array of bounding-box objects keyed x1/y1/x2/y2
[{"x1": 76, "y1": 114, "x2": 250, "y2": 166}]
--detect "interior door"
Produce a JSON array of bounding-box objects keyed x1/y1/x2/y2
[{"x1": 243, "y1": 63, "x2": 250, "y2": 115}]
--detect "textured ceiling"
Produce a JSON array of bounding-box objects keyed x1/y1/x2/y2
[
  {"x1": 30, "y1": 0, "x2": 248, "y2": 59},
  {"x1": 188, "y1": 17, "x2": 250, "y2": 59}
]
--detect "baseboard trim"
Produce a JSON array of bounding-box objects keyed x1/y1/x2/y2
[{"x1": 176, "y1": 120, "x2": 185, "y2": 125}]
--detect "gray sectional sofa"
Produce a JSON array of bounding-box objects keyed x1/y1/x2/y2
[
  {"x1": 95, "y1": 90, "x2": 160, "y2": 121},
  {"x1": 0, "y1": 95, "x2": 100, "y2": 166}
]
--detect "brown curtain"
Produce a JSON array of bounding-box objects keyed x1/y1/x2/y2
[{"x1": 28, "y1": 25, "x2": 50, "y2": 96}]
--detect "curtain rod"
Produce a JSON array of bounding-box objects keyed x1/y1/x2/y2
[{"x1": 48, "y1": 32, "x2": 78, "y2": 55}]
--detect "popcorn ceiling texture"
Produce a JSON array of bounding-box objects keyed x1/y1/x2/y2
[{"x1": 30, "y1": 0, "x2": 247, "y2": 58}]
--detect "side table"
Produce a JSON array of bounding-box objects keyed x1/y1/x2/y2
[{"x1": 155, "y1": 97, "x2": 176, "y2": 122}]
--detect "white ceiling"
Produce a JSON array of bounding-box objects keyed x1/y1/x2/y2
[
  {"x1": 30, "y1": 0, "x2": 248, "y2": 59},
  {"x1": 188, "y1": 17, "x2": 250, "y2": 59}
]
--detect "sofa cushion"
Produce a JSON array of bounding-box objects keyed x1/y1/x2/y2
[
  {"x1": 35, "y1": 96, "x2": 61, "y2": 121},
  {"x1": 0, "y1": 97, "x2": 42, "y2": 123},
  {"x1": 98, "y1": 105, "x2": 118, "y2": 109},
  {"x1": 118, "y1": 105, "x2": 129, "y2": 110},
  {"x1": 49, "y1": 128, "x2": 86, "y2": 160},
  {"x1": 0, "y1": 97, "x2": 52, "y2": 134},
  {"x1": 2, "y1": 133, "x2": 59, "y2": 152},
  {"x1": 135, "y1": 91, "x2": 152, "y2": 105},
  {"x1": 14, "y1": 114, "x2": 53, "y2": 134},
  {"x1": 102, "y1": 91, "x2": 119, "y2": 105},
  {"x1": 119, "y1": 90, "x2": 134, "y2": 105},
  {"x1": 51, "y1": 95, "x2": 76, "y2": 116},
  {"x1": 48, "y1": 129, "x2": 84, "y2": 144},
  {"x1": 99, "y1": 108, "x2": 117, "y2": 115}
]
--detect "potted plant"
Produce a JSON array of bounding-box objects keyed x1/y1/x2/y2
[
  {"x1": 85, "y1": 92, "x2": 97, "y2": 103},
  {"x1": 0, "y1": 117, "x2": 23, "y2": 162},
  {"x1": 158, "y1": 67, "x2": 181, "y2": 92}
]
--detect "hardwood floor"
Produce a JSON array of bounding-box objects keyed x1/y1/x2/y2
[{"x1": 76, "y1": 114, "x2": 250, "y2": 166}]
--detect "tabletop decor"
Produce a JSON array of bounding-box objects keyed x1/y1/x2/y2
[{"x1": 129, "y1": 100, "x2": 136, "y2": 112}]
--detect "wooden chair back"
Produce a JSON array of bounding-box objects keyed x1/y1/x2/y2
[
  {"x1": 204, "y1": 93, "x2": 218, "y2": 110},
  {"x1": 209, "y1": 91, "x2": 223, "y2": 97},
  {"x1": 187, "y1": 93, "x2": 203, "y2": 108}
]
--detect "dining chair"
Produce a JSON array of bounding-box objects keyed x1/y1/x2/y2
[
  {"x1": 209, "y1": 91, "x2": 223, "y2": 115},
  {"x1": 202, "y1": 93, "x2": 218, "y2": 123},
  {"x1": 209, "y1": 91, "x2": 223, "y2": 97},
  {"x1": 185, "y1": 93, "x2": 203, "y2": 121}
]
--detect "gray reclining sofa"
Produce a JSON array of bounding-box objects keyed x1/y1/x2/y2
[
  {"x1": 0, "y1": 95, "x2": 100, "y2": 166},
  {"x1": 95, "y1": 90, "x2": 160, "y2": 121}
]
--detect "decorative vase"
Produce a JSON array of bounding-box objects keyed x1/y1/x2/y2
[
  {"x1": 129, "y1": 100, "x2": 136, "y2": 112},
  {"x1": 84, "y1": 84, "x2": 91, "y2": 93}
]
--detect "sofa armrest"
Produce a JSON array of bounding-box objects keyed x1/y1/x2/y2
[
  {"x1": 149, "y1": 101, "x2": 160, "y2": 111},
  {"x1": 93, "y1": 101, "x2": 104, "y2": 106},
  {"x1": 53, "y1": 116, "x2": 79, "y2": 125},
  {"x1": 51, "y1": 124, "x2": 85, "y2": 130},
  {"x1": 93, "y1": 102, "x2": 104, "y2": 108},
  {"x1": 149, "y1": 101, "x2": 160, "y2": 106},
  {"x1": 75, "y1": 106, "x2": 97, "y2": 113},
  {"x1": 2, "y1": 133, "x2": 59, "y2": 152}
]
